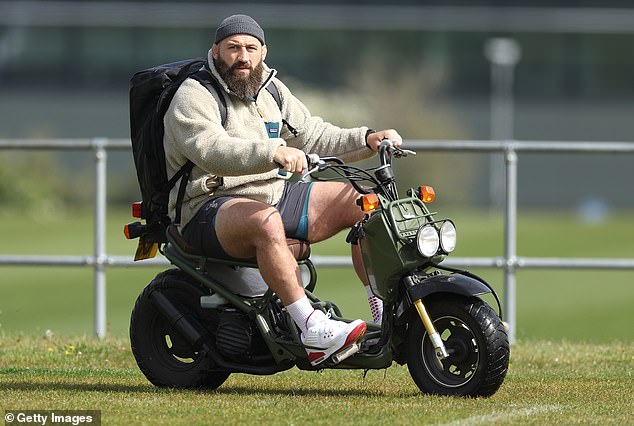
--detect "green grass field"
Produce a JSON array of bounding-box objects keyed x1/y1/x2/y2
[
  {"x1": 1, "y1": 207, "x2": 633, "y2": 341},
  {"x1": 0, "y1": 336, "x2": 632, "y2": 425},
  {"x1": 1, "y1": 207, "x2": 633, "y2": 424}
]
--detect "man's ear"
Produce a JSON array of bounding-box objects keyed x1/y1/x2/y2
[
  {"x1": 211, "y1": 43, "x2": 219, "y2": 60},
  {"x1": 262, "y1": 44, "x2": 267, "y2": 61}
]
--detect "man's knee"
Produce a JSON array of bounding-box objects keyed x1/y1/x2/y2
[
  {"x1": 253, "y1": 208, "x2": 287, "y2": 244},
  {"x1": 329, "y1": 185, "x2": 365, "y2": 225},
  {"x1": 306, "y1": 182, "x2": 365, "y2": 241},
  {"x1": 215, "y1": 200, "x2": 285, "y2": 253}
]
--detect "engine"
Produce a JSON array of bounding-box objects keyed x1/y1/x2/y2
[{"x1": 215, "y1": 308, "x2": 254, "y2": 359}]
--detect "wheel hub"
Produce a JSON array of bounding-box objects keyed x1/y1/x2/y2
[{"x1": 422, "y1": 316, "x2": 479, "y2": 387}]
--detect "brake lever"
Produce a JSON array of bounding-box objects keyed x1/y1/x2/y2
[
  {"x1": 301, "y1": 153, "x2": 324, "y2": 182},
  {"x1": 380, "y1": 139, "x2": 415, "y2": 157},
  {"x1": 394, "y1": 148, "x2": 416, "y2": 157},
  {"x1": 301, "y1": 166, "x2": 320, "y2": 182}
]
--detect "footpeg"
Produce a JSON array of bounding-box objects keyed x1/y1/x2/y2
[{"x1": 331, "y1": 342, "x2": 360, "y2": 364}]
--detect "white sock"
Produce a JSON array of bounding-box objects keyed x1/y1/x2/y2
[
  {"x1": 286, "y1": 296, "x2": 320, "y2": 334},
  {"x1": 366, "y1": 286, "x2": 383, "y2": 323}
]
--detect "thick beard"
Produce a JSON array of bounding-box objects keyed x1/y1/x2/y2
[{"x1": 215, "y1": 57, "x2": 264, "y2": 99}]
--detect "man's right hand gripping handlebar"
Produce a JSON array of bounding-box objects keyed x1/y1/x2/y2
[{"x1": 274, "y1": 146, "x2": 308, "y2": 174}]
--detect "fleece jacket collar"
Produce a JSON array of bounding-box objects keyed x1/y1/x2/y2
[{"x1": 206, "y1": 48, "x2": 277, "y2": 102}]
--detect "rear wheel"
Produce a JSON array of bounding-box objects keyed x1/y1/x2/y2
[
  {"x1": 130, "y1": 269, "x2": 230, "y2": 389},
  {"x1": 406, "y1": 297, "x2": 509, "y2": 397}
]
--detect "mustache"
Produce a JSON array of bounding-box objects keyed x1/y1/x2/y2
[{"x1": 232, "y1": 61, "x2": 252, "y2": 70}]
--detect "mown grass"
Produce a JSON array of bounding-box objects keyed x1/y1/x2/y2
[{"x1": 0, "y1": 336, "x2": 632, "y2": 425}]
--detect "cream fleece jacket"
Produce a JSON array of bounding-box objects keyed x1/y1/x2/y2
[{"x1": 163, "y1": 49, "x2": 374, "y2": 227}]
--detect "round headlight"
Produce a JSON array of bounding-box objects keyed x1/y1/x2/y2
[
  {"x1": 416, "y1": 225, "x2": 440, "y2": 257},
  {"x1": 440, "y1": 221, "x2": 457, "y2": 253}
]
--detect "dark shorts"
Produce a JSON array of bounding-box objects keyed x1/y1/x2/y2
[{"x1": 182, "y1": 180, "x2": 313, "y2": 259}]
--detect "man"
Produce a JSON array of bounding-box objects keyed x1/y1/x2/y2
[{"x1": 163, "y1": 14, "x2": 402, "y2": 366}]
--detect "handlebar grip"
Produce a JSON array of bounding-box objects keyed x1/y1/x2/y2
[
  {"x1": 306, "y1": 153, "x2": 321, "y2": 168},
  {"x1": 380, "y1": 138, "x2": 394, "y2": 148}
]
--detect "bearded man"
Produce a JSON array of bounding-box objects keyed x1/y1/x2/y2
[{"x1": 163, "y1": 14, "x2": 402, "y2": 365}]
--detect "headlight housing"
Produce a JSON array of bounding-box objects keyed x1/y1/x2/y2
[
  {"x1": 416, "y1": 225, "x2": 440, "y2": 257},
  {"x1": 440, "y1": 221, "x2": 457, "y2": 253}
]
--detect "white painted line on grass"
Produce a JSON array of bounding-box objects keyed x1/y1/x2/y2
[{"x1": 439, "y1": 404, "x2": 562, "y2": 426}]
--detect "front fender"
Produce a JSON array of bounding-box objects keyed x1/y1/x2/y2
[
  {"x1": 405, "y1": 273, "x2": 491, "y2": 301},
  {"x1": 401, "y1": 272, "x2": 503, "y2": 320}
]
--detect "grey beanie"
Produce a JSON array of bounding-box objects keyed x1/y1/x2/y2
[{"x1": 214, "y1": 14, "x2": 265, "y2": 45}]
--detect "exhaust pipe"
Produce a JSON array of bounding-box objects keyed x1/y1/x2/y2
[{"x1": 149, "y1": 290, "x2": 208, "y2": 350}]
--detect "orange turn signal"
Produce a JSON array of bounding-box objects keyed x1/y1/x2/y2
[
  {"x1": 419, "y1": 186, "x2": 435, "y2": 203},
  {"x1": 357, "y1": 194, "x2": 380, "y2": 212},
  {"x1": 124, "y1": 222, "x2": 144, "y2": 240},
  {"x1": 124, "y1": 224, "x2": 132, "y2": 239}
]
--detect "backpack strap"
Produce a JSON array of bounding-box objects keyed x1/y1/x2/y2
[
  {"x1": 191, "y1": 70, "x2": 228, "y2": 126},
  {"x1": 265, "y1": 82, "x2": 282, "y2": 110},
  {"x1": 266, "y1": 81, "x2": 299, "y2": 137},
  {"x1": 170, "y1": 160, "x2": 194, "y2": 226}
]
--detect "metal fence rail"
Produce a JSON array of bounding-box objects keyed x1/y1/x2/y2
[{"x1": 2, "y1": 138, "x2": 634, "y2": 341}]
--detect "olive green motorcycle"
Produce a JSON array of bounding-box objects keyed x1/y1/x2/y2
[{"x1": 128, "y1": 140, "x2": 510, "y2": 397}]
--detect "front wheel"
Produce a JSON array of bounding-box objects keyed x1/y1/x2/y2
[{"x1": 406, "y1": 296, "x2": 509, "y2": 397}]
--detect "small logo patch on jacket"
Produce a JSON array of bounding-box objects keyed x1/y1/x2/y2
[{"x1": 265, "y1": 122, "x2": 280, "y2": 138}]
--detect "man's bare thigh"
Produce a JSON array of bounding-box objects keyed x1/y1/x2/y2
[
  {"x1": 214, "y1": 198, "x2": 284, "y2": 259},
  {"x1": 307, "y1": 181, "x2": 364, "y2": 242}
]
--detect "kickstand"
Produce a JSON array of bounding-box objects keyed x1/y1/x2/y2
[{"x1": 362, "y1": 368, "x2": 389, "y2": 381}]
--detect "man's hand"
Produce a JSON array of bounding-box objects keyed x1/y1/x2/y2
[
  {"x1": 366, "y1": 129, "x2": 403, "y2": 152},
  {"x1": 274, "y1": 146, "x2": 307, "y2": 173}
]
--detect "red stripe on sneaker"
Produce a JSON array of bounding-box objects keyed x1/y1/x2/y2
[
  {"x1": 308, "y1": 351, "x2": 326, "y2": 364},
  {"x1": 343, "y1": 322, "x2": 367, "y2": 347}
]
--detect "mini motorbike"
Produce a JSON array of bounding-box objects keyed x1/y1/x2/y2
[{"x1": 127, "y1": 141, "x2": 510, "y2": 397}]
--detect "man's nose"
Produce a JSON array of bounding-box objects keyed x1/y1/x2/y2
[{"x1": 237, "y1": 47, "x2": 249, "y2": 60}]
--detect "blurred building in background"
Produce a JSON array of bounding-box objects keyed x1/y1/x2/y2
[{"x1": 1, "y1": 0, "x2": 633, "y2": 209}]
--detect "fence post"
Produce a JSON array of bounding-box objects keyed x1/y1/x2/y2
[
  {"x1": 504, "y1": 144, "x2": 518, "y2": 342},
  {"x1": 93, "y1": 138, "x2": 107, "y2": 338},
  {"x1": 485, "y1": 38, "x2": 521, "y2": 211}
]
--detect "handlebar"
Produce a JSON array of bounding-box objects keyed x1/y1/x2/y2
[
  {"x1": 302, "y1": 141, "x2": 415, "y2": 198},
  {"x1": 305, "y1": 140, "x2": 414, "y2": 172},
  {"x1": 378, "y1": 139, "x2": 416, "y2": 166}
]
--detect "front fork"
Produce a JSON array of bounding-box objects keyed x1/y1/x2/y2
[{"x1": 413, "y1": 298, "x2": 449, "y2": 359}]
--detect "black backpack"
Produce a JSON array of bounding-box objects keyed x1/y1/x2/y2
[{"x1": 128, "y1": 58, "x2": 282, "y2": 244}]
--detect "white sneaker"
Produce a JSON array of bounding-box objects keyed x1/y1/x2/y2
[{"x1": 301, "y1": 313, "x2": 367, "y2": 366}]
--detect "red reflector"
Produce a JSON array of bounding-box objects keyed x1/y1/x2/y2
[
  {"x1": 123, "y1": 224, "x2": 131, "y2": 239},
  {"x1": 132, "y1": 202, "x2": 142, "y2": 218}
]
